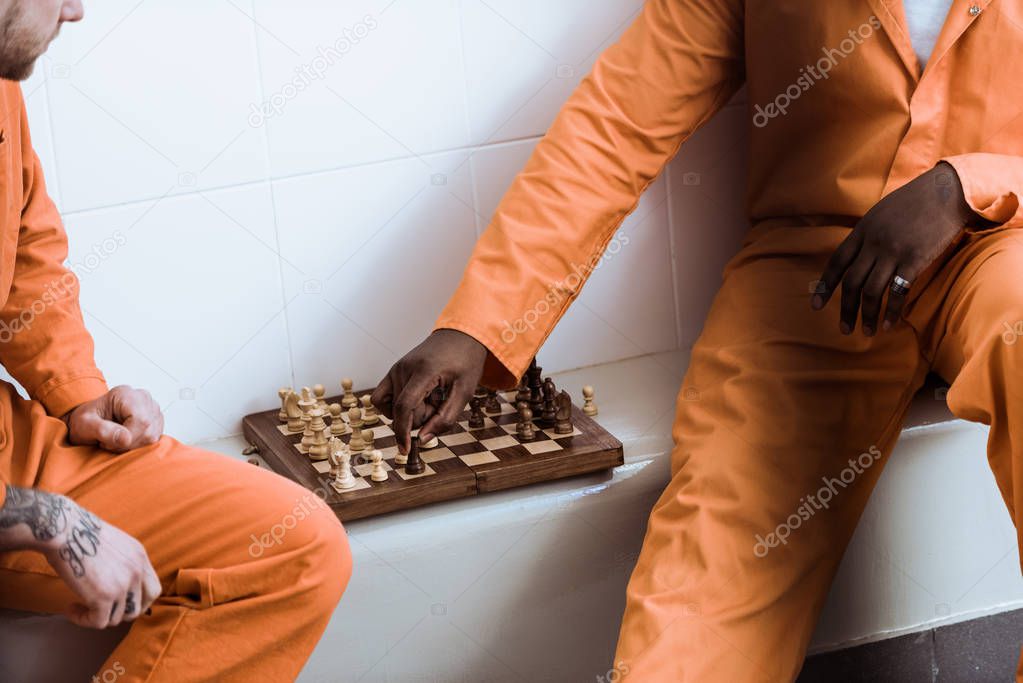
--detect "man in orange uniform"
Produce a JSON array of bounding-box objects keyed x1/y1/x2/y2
[
  {"x1": 0, "y1": 3, "x2": 351, "y2": 681},
  {"x1": 375, "y1": 0, "x2": 1023, "y2": 680}
]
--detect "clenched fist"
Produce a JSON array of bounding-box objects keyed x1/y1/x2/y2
[{"x1": 63, "y1": 385, "x2": 164, "y2": 453}]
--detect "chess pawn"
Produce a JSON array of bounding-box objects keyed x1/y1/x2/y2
[
  {"x1": 348, "y1": 406, "x2": 363, "y2": 430},
  {"x1": 360, "y1": 395, "x2": 379, "y2": 425},
  {"x1": 369, "y1": 449, "x2": 389, "y2": 482},
  {"x1": 528, "y1": 364, "x2": 544, "y2": 414},
  {"x1": 349, "y1": 425, "x2": 366, "y2": 452},
  {"x1": 278, "y1": 387, "x2": 292, "y2": 422},
  {"x1": 541, "y1": 391, "x2": 557, "y2": 428},
  {"x1": 484, "y1": 389, "x2": 501, "y2": 414},
  {"x1": 284, "y1": 391, "x2": 304, "y2": 433},
  {"x1": 517, "y1": 406, "x2": 536, "y2": 442},
  {"x1": 582, "y1": 385, "x2": 598, "y2": 417},
  {"x1": 363, "y1": 428, "x2": 375, "y2": 453},
  {"x1": 329, "y1": 403, "x2": 349, "y2": 436},
  {"x1": 394, "y1": 444, "x2": 408, "y2": 466},
  {"x1": 514, "y1": 380, "x2": 530, "y2": 408},
  {"x1": 313, "y1": 384, "x2": 329, "y2": 411},
  {"x1": 554, "y1": 390, "x2": 574, "y2": 435},
  {"x1": 421, "y1": 435, "x2": 440, "y2": 449},
  {"x1": 340, "y1": 378, "x2": 358, "y2": 408},
  {"x1": 468, "y1": 396, "x2": 485, "y2": 429},
  {"x1": 405, "y1": 436, "x2": 425, "y2": 475},
  {"x1": 307, "y1": 407, "x2": 330, "y2": 461}
]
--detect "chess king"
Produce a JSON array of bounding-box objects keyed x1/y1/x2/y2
[
  {"x1": 374, "y1": 0, "x2": 1023, "y2": 681},
  {"x1": 0, "y1": 2, "x2": 350, "y2": 681}
]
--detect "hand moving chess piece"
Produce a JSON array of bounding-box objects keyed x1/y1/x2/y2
[
  {"x1": 285, "y1": 391, "x2": 304, "y2": 433},
  {"x1": 421, "y1": 435, "x2": 439, "y2": 449},
  {"x1": 278, "y1": 387, "x2": 292, "y2": 422},
  {"x1": 555, "y1": 390, "x2": 574, "y2": 434},
  {"x1": 468, "y1": 396, "x2": 485, "y2": 429},
  {"x1": 369, "y1": 449, "x2": 389, "y2": 482},
  {"x1": 329, "y1": 403, "x2": 348, "y2": 436},
  {"x1": 582, "y1": 385, "x2": 598, "y2": 416},
  {"x1": 517, "y1": 404, "x2": 536, "y2": 442},
  {"x1": 360, "y1": 395, "x2": 379, "y2": 425},
  {"x1": 484, "y1": 389, "x2": 501, "y2": 414},
  {"x1": 405, "y1": 436, "x2": 425, "y2": 475},
  {"x1": 340, "y1": 378, "x2": 358, "y2": 408}
]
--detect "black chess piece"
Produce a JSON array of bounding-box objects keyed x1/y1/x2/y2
[
  {"x1": 484, "y1": 388, "x2": 501, "y2": 414},
  {"x1": 540, "y1": 377, "x2": 557, "y2": 426},
  {"x1": 405, "y1": 436, "x2": 425, "y2": 475},
  {"x1": 555, "y1": 390, "x2": 574, "y2": 434},
  {"x1": 516, "y1": 405, "x2": 536, "y2": 442},
  {"x1": 528, "y1": 363, "x2": 544, "y2": 414},
  {"x1": 468, "y1": 396, "x2": 485, "y2": 429}
]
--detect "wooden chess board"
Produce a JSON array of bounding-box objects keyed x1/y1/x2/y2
[{"x1": 242, "y1": 388, "x2": 623, "y2": 521}]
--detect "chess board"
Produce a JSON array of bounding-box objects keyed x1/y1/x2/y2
[{"x1": 242, "y1": 388, "x2": 624, "y2": 521}]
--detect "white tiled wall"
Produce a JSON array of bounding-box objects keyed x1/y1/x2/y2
[{"x1": 20, "y1": 0, "x2": 749, "y2": 444}]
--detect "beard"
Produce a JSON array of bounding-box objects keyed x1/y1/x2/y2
[{"x1": 0, "y1": 5, "x2": 56, "y2": 81}]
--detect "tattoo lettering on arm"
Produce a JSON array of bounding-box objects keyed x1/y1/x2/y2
[{"x1": 59, "y1": 509, "x2": 102, "y2": 578}]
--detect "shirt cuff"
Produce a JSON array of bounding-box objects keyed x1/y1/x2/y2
[
  {"x1": 36, "y1": 374, "x2": 109, "y2": 417},
  {"x1": 942, "y1": 154, "x2": 1022, "y2": 231}
]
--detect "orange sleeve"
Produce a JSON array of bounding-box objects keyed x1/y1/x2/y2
[
  {"x1": 434, "y1": 0, "x2": 745, "y2": 389},
  {"x1": 0, "y1": 94, "x2": 108, "y2": 417},
  {"x1": 943, "y1": 153, "x2": 1023, "y2": 233}
]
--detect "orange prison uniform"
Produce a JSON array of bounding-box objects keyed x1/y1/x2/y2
[
  {"x1": 434, "y1": 0, "x2": 1023, "y2": 680},
  {"x1": 0, "y1": 82, "x2": 352, "y2": 682}
]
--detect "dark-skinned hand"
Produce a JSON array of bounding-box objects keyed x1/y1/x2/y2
[
  {"x1": 811, "y1": 161, "x2": 978, "y2": 335},
  {"x1": 372, "y1": 329, "x2": 488, "y2": 454},
  {"x1": 63, "y1": 385, "x2": 164, "y2": 453}
]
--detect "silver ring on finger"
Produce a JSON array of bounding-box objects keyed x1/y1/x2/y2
[{"x1": 890, "y1": 275, "x2": 912, "y2": 297}]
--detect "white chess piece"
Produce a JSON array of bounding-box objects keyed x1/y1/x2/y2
[
  {"x1": 369, "y1": 449, "x2": 388, "y2": 482},
  {"x1": 360, "y1": 395, "x2": 380, "y2": 425},
  {"x1": 582, "y1": 385, "x2": 598, "y2": 417},
  {"x1": 332, "y1": 440, "x2": 356, "y2": 490},
  {"x1": 421, "y1": 435, "x2": 440, "y2": 449}
]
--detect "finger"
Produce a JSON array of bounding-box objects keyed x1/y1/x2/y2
[
  {"x1": 392, "y1": 371, "x2": 441, "y2": 454},
  {"x1": 108, "y1": 592, "x2": 127, "y2": 627},
  {"x1": 370, "y1": 374, "x2": 394, "y2": 418},
  {"x1": 68, "y1": 599, "x2": 113, "y2": 630},
  {"x1": 883, "y1": 263, "x2": 921, "y2": 331},
  {"x1": 839, "y1": 253, "x2": 876, "y2": 334},
  {"x1": 419, "y1": 378, "x2": 476, "y2": 444},
  {"x1": 141, "y1": 564, "x2": 162, "y2": 614},
  {"x1": 72, "y1": 411, "x2": 132, "y2": 452},
  {"x1": 814, "y1": 231, "x2": 863, "y2": 309},
  {"x1": 120, "y1": 584, "x2": 141, "y2": 623},
  {"x1": 859, "y1": 258, "x2": 898, "y2": 337}
]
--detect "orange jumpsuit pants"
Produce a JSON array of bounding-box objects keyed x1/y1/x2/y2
[{"x1": 0, "y1": 386, "x2": 352, "y2": 682}]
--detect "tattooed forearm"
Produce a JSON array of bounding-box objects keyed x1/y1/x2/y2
[
  {"x1": 0, "y1": 485, "x2": 72, "y2": 542},
  {"x1": 1, "y1": 485, "x2": 103, "y2": 577}
]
